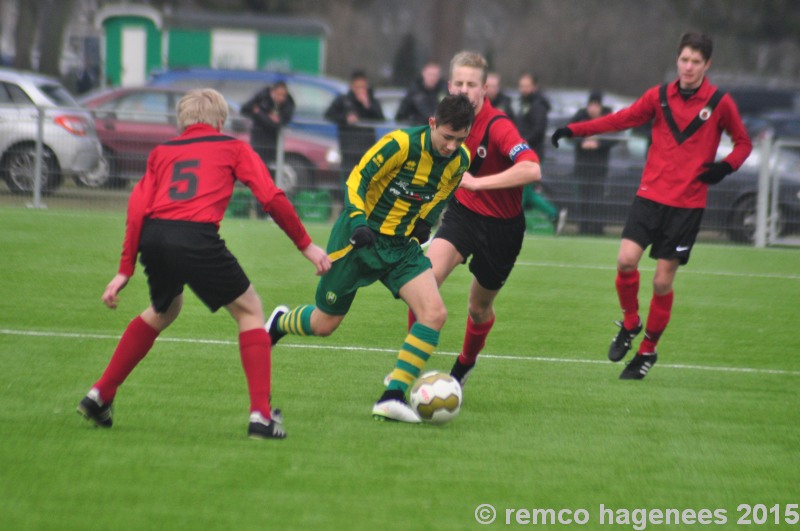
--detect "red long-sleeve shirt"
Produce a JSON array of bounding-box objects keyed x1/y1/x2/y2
[
  {"x1": 567, "y1": 78, "x2": 752, "y2": 209},
  {"x1": 118, "y1": 123, "x2": 311, "y2": 277},
  {"x1": 455, "y1": 99, "x2": 539, "y2": 219}
]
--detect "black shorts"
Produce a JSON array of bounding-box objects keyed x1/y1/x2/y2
[
  {"x1": 622, "y1": 196, "x2": 704, "y2": 265},
  {"x1": 433, "y1": 199, "x2": 525, "y2": 290},
  {"x1": 139, "y1": 218, "x2": 250, "y2": 313}
]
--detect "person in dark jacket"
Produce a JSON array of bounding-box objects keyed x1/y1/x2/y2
[
  {"x1": 517, "y1": 72, "x2": 566, "y2": 234},
  {"x1": 324, "y1": 70, "x2": 385, "y2": 176},
  {"x1": 241, "y1": 81, "x2": 295, "y2": 164},
  {"x1": 516, "y1": 72, "x2": 551, "y2": 160},
  {"x1": 569, "y1": 90, "x2": 616, "y2": 235},
  {"x1": 395, "y1": 61, "x2": 448, "y2": 125}
]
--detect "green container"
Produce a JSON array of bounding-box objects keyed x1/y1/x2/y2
[
  {"x1": 525, "y1": 209, "x2": 554, "y2": 235},
  {"x1": 227, "y1": 188, "x2": 253, "y2": 218},
  {"x1": 293, "y1": 190, "x2": 332, "y2": 222}
]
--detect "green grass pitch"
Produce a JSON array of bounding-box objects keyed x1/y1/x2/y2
[{"x1": 1, "y1": 207, "x2": 798, "y2": 530}]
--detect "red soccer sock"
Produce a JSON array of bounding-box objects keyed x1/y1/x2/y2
[
  {"x1": 94, "y1": 315, "x2": 159, "y2": 402},
  {"x1": 639, "y1": 291, "x2": 674, "y2": 354},
  {"x1": 615, "y1": 269, "x2": 641, "y2": 330},
  {"x1": 458, "y1": 315, "x2": 495, "y2": 366},
  {"x1": 239, "y1": 328, "x2": 272, "y2": 417},
  {"x1": 407, "y1": 308, "x2": 416, "y2": 332}
]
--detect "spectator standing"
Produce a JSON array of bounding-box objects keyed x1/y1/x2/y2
[
  {"x1": 516, "y1": 72, "x2": 566, "y2": 234},
  {"x1": 516, "y1": 72, "x2": 550, "y2": 160},
  {"x1": 325, "y1": 70, "x2": 385, "y2": 176},
  {"x1": 241, "y1": 81, "x2": 295, "y2": 165},
  {"x1": 395, "y1": 61, "x2": 448, "y2": 125},
  {"x1": 569, "y1": 90, "x2": 615, "y2": 235},
  {"x1": 485, "y1": 72, "x2": 516, "y2": 122}
]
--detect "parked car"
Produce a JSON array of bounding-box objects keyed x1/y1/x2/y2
[
  {"x1": 540, "y1": 132, "x2": 800, "y2": 243},
  {"x1": 722, "y1": 86, "x2": 800, "y2": 117},
  {"x1": 0, "y1": 67, "x2": 103, "y2": 194},
  {"x1": 148, "y1": 68, "x2": 348, "y2": 139},
  {"x1": 79, "y1": 86, "x2": 341, "y2": 195},
  {"x1": 743, "y1": 111, "x2": 800, "y2": 145}
]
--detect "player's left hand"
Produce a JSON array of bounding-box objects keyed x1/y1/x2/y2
[
  {"x1": 102, "y1": 273, "x2": 130, "y2": 309},
  {"x1": 410, "y1": 220, "x2": 432, "y2": 245},
  {"x1": 697, "y1": 161, "x2": 732, "y2": 185},
  {"x1": 551, "y1": 127, "x2": 573, "y2": 147},
  {"x1": 349, "y1": 225, "x2": 376, "y2": 249}
]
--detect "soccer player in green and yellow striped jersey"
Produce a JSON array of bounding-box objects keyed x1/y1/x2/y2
[{"x1": 267, "y1": 94, "x2": 474, "y2": 423}]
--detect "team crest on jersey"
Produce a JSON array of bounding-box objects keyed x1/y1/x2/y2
[
  {"x1": 404, "y1": 161, "x2": 417, "y2": 172},
  {"x1": 326, "y1": 291, "x2": 337, "y2": 305},
  {"x1": 371, "y1": 154, "x2": 385, "y2": 167},
  {"x1": 699, "y1": 106, "x2": 713, "y2": 121},
  {"x1": 388, "y1": 180, "x2": 429, "y2": 202},
  {"x1": 477, "y1": 146, "x2": 487, "y2": 158}
]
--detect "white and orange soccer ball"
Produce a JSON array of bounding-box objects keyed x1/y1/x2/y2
[{"x1": 409, "y1": 371, "x2": 463, "y2": 424}]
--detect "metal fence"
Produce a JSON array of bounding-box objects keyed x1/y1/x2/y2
[{"x1": 2, "y1": 105, "x2": 799, "y2": 248}]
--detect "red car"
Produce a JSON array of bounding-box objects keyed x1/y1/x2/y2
[{"x1": 79, "y1": 86, "x2": 341, "y2": 194}]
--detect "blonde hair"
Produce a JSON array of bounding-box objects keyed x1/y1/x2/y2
[
  {"x1": 450, "y1": 51, "x2": 489, "y2": 84},
  {"x1": 176, "y1": 88, "x2": 229, "y2": 131}
]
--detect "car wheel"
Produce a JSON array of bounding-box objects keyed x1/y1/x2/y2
[
  {"x1": 73, "y1": 152, "x2": 111, "y2": 188},
  {"x1": 2, "y1": 143, "x2": 62, "y2": 194},
  {"x1": 274, "y1": 155, "x2": 314, "y2": 196},
  {"x1": 728, "y1": 194, "x2": 785, "y2": 243},
  {"x1": 79, "y1": 147, "x2": 128, "y2": 189}
]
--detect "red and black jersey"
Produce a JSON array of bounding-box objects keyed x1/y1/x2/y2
[
  {"x1": 567, "y1": 78, "x2": 752, "y2": 209},
  {"x1": 455, "y1": 99, "x2": 539, "y2": 219},
  {"x1": 119, "y1": 123, "x2": 310, "y2": 277}
]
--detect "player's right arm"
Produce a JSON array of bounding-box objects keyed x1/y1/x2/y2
[
  {"x1": 567, "y1": 87, "x2": 658, "y2": 138},
  {"x1": 343, "y1": 133, "x2": 404, "y2": 228},
  {"x1": 102, "y1": 273, "x2": 129, "y2": 309},
  {"x1": 117, "y1": 156, "x2": 160, "y2": 278}
]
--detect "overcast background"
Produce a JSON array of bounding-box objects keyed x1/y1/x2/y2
[{"x1": 2, "y1": 0, "x2": 799, "y2": 97}]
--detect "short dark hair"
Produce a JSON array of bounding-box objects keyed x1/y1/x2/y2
[
  {"x1": 434, "y1": 94, "x2": 474, "y2": 132},
  {"x1": 678, "y1": 31, "x2": 713, "y2": 61}
]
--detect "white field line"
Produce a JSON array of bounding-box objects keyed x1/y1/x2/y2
[{"x1": 2, "y1": 328, "x2": 799, "y2": 377}]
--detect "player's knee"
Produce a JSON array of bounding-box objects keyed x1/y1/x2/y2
[
  {"x1": 652, "y1": 277, "x2": 673, "y2": 295},
  {"x1": 617, "y1": 257, "x2": 638, "y2": 272},
  {"x1": 311, "y1": 313, "x2": 342, "y2": 337},
  {"x1": 416, "y1": 304, "x2": 447, "y2": 330}
]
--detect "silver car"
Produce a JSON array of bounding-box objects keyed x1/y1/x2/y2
[{"x1": 0, "y1": 67, "x2": 103, "y2": 194}]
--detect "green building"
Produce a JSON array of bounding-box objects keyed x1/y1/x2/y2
[{"x1": 96, "y1": 4, "x2": 329, "y2": 87}]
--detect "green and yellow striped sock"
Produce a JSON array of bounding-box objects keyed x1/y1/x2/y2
[
  {"x1": 386, "y1": 322, "x2": 439, "y2": 393},
  {"x1": 277, "y1": 304, "x2": 315, "y2": 337}
]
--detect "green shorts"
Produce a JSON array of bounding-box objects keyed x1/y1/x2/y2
[{"x1": 315, "y1": 213, "x2": 432, "y2": 315}]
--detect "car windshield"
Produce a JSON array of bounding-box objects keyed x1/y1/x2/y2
[{"x1": 39, "y1": 83, "x2": 80, "y2": 107}]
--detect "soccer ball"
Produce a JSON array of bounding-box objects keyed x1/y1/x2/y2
[{"x1": 409, "y1": 371, "x2": 463, "y2": 424}]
